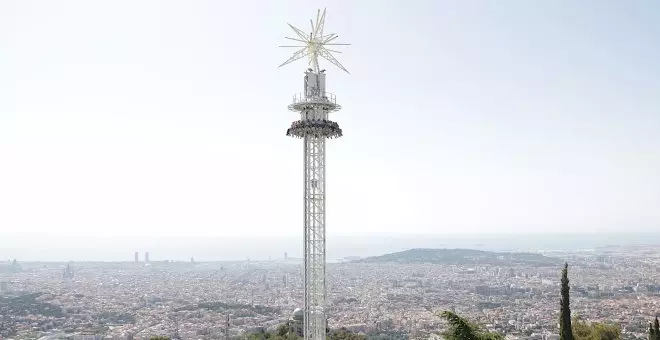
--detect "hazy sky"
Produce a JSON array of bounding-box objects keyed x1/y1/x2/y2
[{"x1": 1, "y1": 0, "x2": 659, "y2": 240}]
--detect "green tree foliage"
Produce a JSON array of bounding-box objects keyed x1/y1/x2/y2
[
  {"x1": 364, "y1": 331, "x2": 407, "y2": 340},
  {"x1": 243, "y1": 324, "x2": 365, "y2": 340},
  {"x1": 572, "y1": 318, "x2": 620, "y2": 340},
  {"x1": 649, "y1": 323, "x2": 655, "y2": 340},
  {"x1": 149, "y1": 337, "x2": 170, "y2": 340},
  {"x1": 244, "y1": 328, "x2": 276, "y2": 340},
  {"x1": 439, "y1": 311, "x2": 503, "y2": 340},
  {"x1": 175, "y1": 302, "x2": 277, "y2": 315},
  {"x1": 277, "y1": 324, "x2": 289, "y2": 337},
  {"x1": 560, "y1": 263, "x2": 574, "y2": 340},
  {"x1": 650, "y1": 317, "x2": 660, "y2": 340},
  {"x1": 0, "y1": 293, "x2": 63, "y2": 317},
  {"x1": 328, "y1": 327, "x2": 366, "y2": 340}
]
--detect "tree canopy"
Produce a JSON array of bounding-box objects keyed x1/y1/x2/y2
[
  {"x1": 560, "y1": 263, "x2": 574, "y2": 340},
  {"x1": 439, "y1": 311, "x2": 503, "y2": 340},
  {"x1": 649, "y1": 316, "x2": 660, "y2": 340},
  {"x1": 242, "y1": 325, "x2": 365, "y2": 340},
  {"x1": 572, "y1": 318, "x2": 620, "y2": 340}
]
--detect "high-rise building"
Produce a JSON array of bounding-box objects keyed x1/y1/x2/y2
[
  {"x1": 63, "y1": 263, "x2": 74, "y2": 279},
  {"x1": 145, "y1": 252, "x2": 149, "y2": 263},
  {"x1": 134, "y1": 252, "x2": 139, "y2": 264}
]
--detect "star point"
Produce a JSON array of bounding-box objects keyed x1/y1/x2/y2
[{"x1": 279, "y1": 8, "x2": 350, "y2": 74}]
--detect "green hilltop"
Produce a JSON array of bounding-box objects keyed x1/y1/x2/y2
[{"x1": 354, "y1": 248, "x2": 563, "y2": 267}]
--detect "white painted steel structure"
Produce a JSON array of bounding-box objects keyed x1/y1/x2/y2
[{"x1": 279, "y1": 9, "x2": 349, "y2": 340}]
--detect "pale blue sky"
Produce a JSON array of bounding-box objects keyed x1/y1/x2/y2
[{"x1": 0, "y1": 0, "x2": 658, "y2": 239}]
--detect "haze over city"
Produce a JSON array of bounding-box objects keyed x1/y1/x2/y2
[
  {"x1": 2, "y1": 2, "x2": 660, "y2": 340},
  {"x1": 1, "y1": 0, "x2": 659, "y2": 255}
]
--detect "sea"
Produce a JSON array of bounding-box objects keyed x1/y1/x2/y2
[{"x1": 0, "y1": 232, "x2": 658, "y2": 263}]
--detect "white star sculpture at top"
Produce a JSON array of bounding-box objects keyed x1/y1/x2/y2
[{"x1": 279, "y1": 8, "x2": 350, "y2": 74}]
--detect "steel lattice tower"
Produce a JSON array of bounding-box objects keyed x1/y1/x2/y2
[{"x1": 279, "y1": 8, "x2": 350, "y2": 340}]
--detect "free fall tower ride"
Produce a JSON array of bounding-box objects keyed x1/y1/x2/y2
[{"x1": 279, "y1": 8, "x2": 350, "y2": 340}]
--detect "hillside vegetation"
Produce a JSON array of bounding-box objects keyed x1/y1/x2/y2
[{"x1": 354, "y1": 248, "x2": 562, "y2": 267}]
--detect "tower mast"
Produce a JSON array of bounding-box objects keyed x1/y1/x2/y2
[{"x1": 279, "y1": 9, "x2": 349, "y2": 340}]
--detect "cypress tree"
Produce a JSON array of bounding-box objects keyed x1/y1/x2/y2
[
  {"x1": 654, "y1": 317, "x2": 659, "y2": 340},
  {"x1": 649, "y1": 323, "x2": 654, "y2": 340},
  {"x1": 559, "y1": 263, "x2": 574, "y2": 340}
]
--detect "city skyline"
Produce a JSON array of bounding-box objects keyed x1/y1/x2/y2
[
  {"x1": 2, "y1": 243, "x2": 659, "y2": 339},
  {"x1": 1, "y1": 0, "x2": 659, "y2": 239},
  {"x1": 2, "y1": 231, "x2": 660, "y2": 263}
]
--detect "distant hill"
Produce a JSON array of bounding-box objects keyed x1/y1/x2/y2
[{"x1": 354, "y1": 248, "x2": 563, "y2": 267}]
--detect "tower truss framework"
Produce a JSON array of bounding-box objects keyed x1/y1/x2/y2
[{"x1": 279, "y1": 8, "x2": 349, "y2": 340}]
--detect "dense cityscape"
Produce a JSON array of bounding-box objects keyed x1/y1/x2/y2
[
  {"x1": 2, "y1": 1, "x2": 659, "y2": 340},
  {"x1": 1, "y1": 244, "x2": 658, "y2": 340}
]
